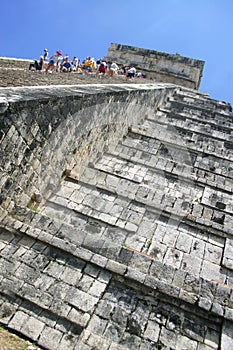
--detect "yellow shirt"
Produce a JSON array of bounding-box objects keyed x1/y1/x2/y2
[{"x1": 85, "y1": 59, "x2": 93, "y2": 67}]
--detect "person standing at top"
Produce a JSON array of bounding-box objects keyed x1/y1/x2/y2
[
  {"x1": 71, "y1": 56, "x2": 79, "y2": 71},
  {"x1": 126, "y1": 66, "x2": 136, "y2": 80},
  {"x1": 43, "y1": 49, "x2": 49, "y2": 61},
  {"x1": 108, "y1": 62, "x2": 119, "y2": 77},
  {"x1": 46, "y1": 50, "x2": 63, "y2": 73}
]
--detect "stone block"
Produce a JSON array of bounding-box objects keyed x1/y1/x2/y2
[
  {"x1": 211, "y1": 302, "x2": 224, "y2": 316},
  {"x1": 214, "y1": 283, "x2": 231, "y2": 307},
  {"x1": 179, "y1": 289, "x2": 199, "y2": 305},
  {"x1": 89, "y1": 280, "x2": 108, "y2": 298},
  {"x1": 159, "y1": 327, "x2": 177, "y2": 349},
  {"x1": 125, "y1": 267, "x2": 146, "y2": 284},
  {"x1": 8, "y1": 310, "x2": 29, "y2": 332},
  {"x1": 95, "y1": 300, "x2": 115, "y2": 319},
  {"x1": 88, "y1": 314, "x2": 108, "y2": 336},
  {"x1": 0, "y1": 301, "x2": 17, "y2": 324},
  {"x1": 77, "y1": 274, "x2": 95, "y2": 293},
  {"x1": 205, "y1": 327, "x2": 221, "y2": 349},
  {"x1": 82, "y1": 234, "x2": 105, "y2": 251},
  {"x1": 38, "y1": 326, "x2": 63, "y2": 350},
  {"x1": 50, "y1": 299, "x2": 71, "y2": 318},
  {"x1": 119, "y1": 332, "x2": 141, "y2": 349},
  {"x1": 163, "y1": 247, "x2": 183, "y2": 269},
  {"x1": 224, "y1": 307, "x2": 233, "y2": 321},
  {"x1": 111, "y1": 306, "x2": 128, "y2": 328},
  {"x1": 74, "y1": 247, "x2": 93, "y2": 262},
  {"x1": 198, "y1": 297, "x2": 212, "y2": 311},
  {"x1": 68, "y1": 307, "x2": 90, "y2": 327},
  {"x1": 98, "y1": 270, "x2": 112, "y2": 283},
  {"x1": 51, "y1": 236, "x2": 76, "y2": 253},
  {"x1": 86, "y1": 332, "x2": 111, "y2": 350},
  {"x1": 128, "y1": 252, "x2": 152, "y2": 274},
  {"x1": 172, "y1": 269, "x2": 187, "y2": 287},
  {"x1": 104, "y1": 322, "x2": 124, "y2": 343},
  {"x1": 57, "y1": 334, "x2": 78, "y2": 350},
  {"x1": 59, "y1": 266, "x2": 82, "y2": 285},
  {"x1": 200, "y1": 260, "x2": 224, "y2": 282},
  {"x1": 175, "y1": 231, "x2": 193, "y2": 253},
  {"x1": 222, "y1": 238, "x2": 233, "y2": 270},
  {"x1": 184, "y1": 273, "x2": 201, "y2": 294},
  {"x1": 44, "y1": 261, "x2": 65, "y2": 279},
  {"x1": 84, "y1": 263, "x2": 101, "y2": 278},
  {"x1": 109, "y1": 342, "x2": 126, "y2": 350},
  {"x1": 91, "y1": 254, "x2": 108, "y2": 268},
  {"x1": 144, "y1": 320, "x2": 160, "y2": 342},
  {"x1": 117, "y1": 248, "x2": 134, "y2": 265},
  {"x1": 221, "y1": 326, "x2": 233, "y2": 350},
  {"x1": 20, "y1": 316, "x2": 44, "y2": 341},
  {"x1": 66, "y1": 288, "x2": 99, "y2": 313},
  {"x1": 204, "y1": 242, "x2": 222, "y2": 265},
  {"x1": 106, "y1": 260, "x2": 127, "y2": 275},
  {"x1": 176, "y1": 334, "x2": 198, "y2": 350},
  {"x1": 200, "y1": 280, "x2": 216, "y2": 302},
  {"x1": 144, "y1": 275, "x2": 157, "y2": 289}
]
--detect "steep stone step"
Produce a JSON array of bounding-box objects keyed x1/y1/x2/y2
[
  {"x1": 72, "y1": 155, "x2": 233, "y2": 235},
  {"x1": 141, "y1": 118, "x2": 233, "y2": 153},
  {"x1": 38, "y1": 166, "x2": 233, "y2": 284},
  {"x1": 170, "y1": 90, "x2": 233, "y2": 112},
  {"x1": 112, "y1": 141, "x2": 233, "y2": 193},
  {"x1": 2, "y1": 202, "x2": 233, "y2": 349},
  {"x1": 166, "y1": 101, "x2": 233, "y2": 124},
  {"x1": 165, "y1": 99, "x2": 233, "y2": 130},
  {"x1": 76, "y1": 278, "x2": 223, "y2": 350},
  {"x1": 103, "y1": 135, "x2": 232, "y2": 193},
  {"x1": 159, "y1": 105, "x2": 233, "y2": 130},
  {"x1": 47, "y1": 165, "x2": 202, "y2": 220},
  {"x1": 175, "y1": 87, "x2": 210, "y2": 99},
  {"x1": 0, "y1": 225, "x2": 110, "y2": 349},
  {"x1": 36, "y1": 81, "x2": 233, "y2": 296},
  {"x1": 154, "y1": 110, "x2": 233, "y2": 141},
  {"x1": 119, "y1": 131, "x2": 233, "y2": 181},
  {"x1": 2, "y1": 211, "x2": 232, "y2": 323},
  {"x1": 74, "y1": 161, "x2": 232, "y2": 234},
  {"x1": 130, "y1": 123, "x2": 233, "y2": 161},
  {"x1": 2, "y1": 209, "x2": 233, "y2": 350},
  {"x1": 0, "y1": 294, "x2": 82, "y2": 350}
]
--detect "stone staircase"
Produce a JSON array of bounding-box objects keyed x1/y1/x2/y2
[{"x1": 1, "y1": 87, "x2": 233, "y2": 349}]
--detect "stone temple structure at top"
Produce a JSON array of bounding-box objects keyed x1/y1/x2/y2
[
  {"x1": 106, "y1": 43, "x2": 204, "y2": 89},
  {"x1": 0, "y1": 43, "x2": 233, "y2": 350}
]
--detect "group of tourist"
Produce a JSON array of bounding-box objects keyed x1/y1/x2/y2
[
  {"x1": 29, "y1": 49, "x2": 146, "y2": 80},
  {"x1": 29, "y1": 49, "x2": 80, "y2": 73}
]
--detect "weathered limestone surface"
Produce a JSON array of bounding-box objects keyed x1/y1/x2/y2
[
  {"x1": 0, "y1": 83, "x2": 174, "y2": 207},
  {"x1": 0, "y1": 82, "x2": 233, "y2": 350},
  {"x1": 105, "y1": 43, "x2": 205, "y2": 90}
]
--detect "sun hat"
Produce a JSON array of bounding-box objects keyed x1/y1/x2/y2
[{"x1": 56, "y1": 50, "x2": 62, "y2": 56}]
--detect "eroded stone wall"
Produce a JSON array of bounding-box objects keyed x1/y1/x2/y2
[{"x1": 0, "y1": 84, "x2": 175, "y2": 208}]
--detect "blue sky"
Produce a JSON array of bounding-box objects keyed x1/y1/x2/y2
[{"x1": 1, "y1": 0, "x2": 233, "y2": 105}]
